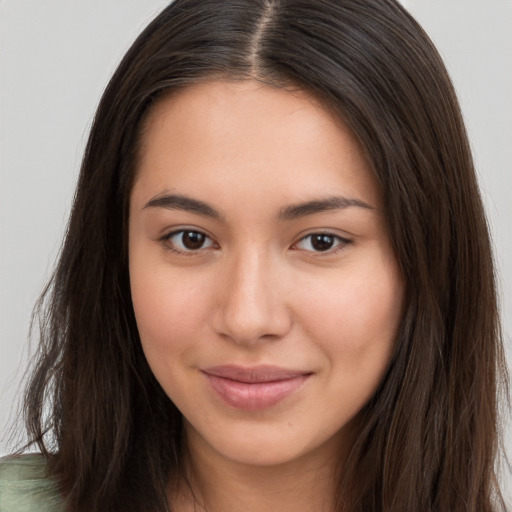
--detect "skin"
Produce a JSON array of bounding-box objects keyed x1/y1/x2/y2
[{"x1": 129, "y1": 80, "x2": 404, "y2": 511}]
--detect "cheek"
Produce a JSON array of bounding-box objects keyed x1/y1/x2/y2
[
  {"x1": 300, "y1": 254, "x2": 403, "y2": 366},
  {"x1": 129, "y1": 253, "x2": 212, "y2": 366},
  {"x1": 132, "y1": 278, "x2": 199, "y2": 336}
]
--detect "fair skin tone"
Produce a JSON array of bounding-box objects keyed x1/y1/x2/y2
[{"x1": 129, "y1": 80, "x2": 403, "y2": 511}]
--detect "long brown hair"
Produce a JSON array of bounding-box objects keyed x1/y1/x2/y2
[{"x1": 21, "y1": 0, "x2": 509, "y2": 510}]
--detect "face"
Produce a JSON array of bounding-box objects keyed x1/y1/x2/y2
[{"x1": 129, "y1": 80, "x2": 403, "y2": 469}]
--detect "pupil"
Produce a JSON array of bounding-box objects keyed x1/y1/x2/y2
[
  {"x1": 311, "y1": 234, "x2": 334, "y2": 251},
  {"x1": 182, "y1": 231, "x2": 205, "y2": 250}
]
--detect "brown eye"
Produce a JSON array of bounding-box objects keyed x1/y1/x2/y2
[
  {"x1": 182, "y1": 231, "x2": 206, "y2": 249},
  {"x1": 164, "y1": 230, "x2": 215, "y2": 253},
  {"x1": 295, "y1": 233, "x2": 350, "y2": 253},
  {"x1": 310, "y1": 234, "x2": 335, "y2": 251}
]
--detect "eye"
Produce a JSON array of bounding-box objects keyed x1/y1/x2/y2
[
  {"x1": 162, "y1": 230, "x2": 216, "y2": 253},
  {"x1": 294, "y1": 233, "x2": 350, "y2": 253}
]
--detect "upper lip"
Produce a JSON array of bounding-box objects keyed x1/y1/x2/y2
[{"x1": 201, "y1": 365, "x2": 311, "y2": 383}]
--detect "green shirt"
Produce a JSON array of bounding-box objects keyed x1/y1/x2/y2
[{"x1": 0, "y1": 454, "x2": 65, "y2": 512}]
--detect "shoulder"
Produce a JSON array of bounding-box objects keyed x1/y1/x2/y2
[{"x1": 0, "y1": 454, "x2": 65, "y2": 512}]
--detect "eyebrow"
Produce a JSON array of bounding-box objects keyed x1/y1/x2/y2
[
  {"x1": 143, "y1": 193, "x2": 374, "y2": 220},
  {"x1": 143, "y1": 193, "x2": 222, "y2": 219},
  {"x1": 278, "y1": 196, "x2": 374, "y2": 220}
]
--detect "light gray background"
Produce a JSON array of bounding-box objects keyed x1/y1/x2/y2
[{"x1": 1, "y1": 0, "x2": 511, "y2": 502}]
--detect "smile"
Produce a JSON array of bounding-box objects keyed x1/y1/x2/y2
[{"x1": 201, "y1": 365, "x2": 312, "y2": 411}]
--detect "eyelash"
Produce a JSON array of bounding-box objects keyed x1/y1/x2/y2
[
  {"x1": 292, "y1": 232, "x2": 351, "y2": 254},
  {"x1": 160, "y1": 229, "x2": 217, "y2": 256},
  {"x1": 160, "y1": 229, "x2": 351, "y2": 256}
]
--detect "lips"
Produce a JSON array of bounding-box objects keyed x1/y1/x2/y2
[{"x1": 201, "y1": 365, "x2": 311, "y2": 411}]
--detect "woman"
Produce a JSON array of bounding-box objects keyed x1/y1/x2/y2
[{"x1": 0, "y1": 0, "x2": 508, "y2": 511}]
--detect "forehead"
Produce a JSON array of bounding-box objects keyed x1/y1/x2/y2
[
  {"x1": 138, "y1": 80, "x2": 344, "y2": 157},
  {"x1": 132, "y1": 80, "x2": 380, "y2": 211}
]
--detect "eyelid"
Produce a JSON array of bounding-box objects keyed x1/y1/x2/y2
[
  {"x1": 291, "y1": 231, "x2": 352, "y2": 254},
  {"x1": 157, "y1": 227, "x2": 352, "y2": 256},
  {"x1": 160, "y1": 227, "x2": 218, "y2": 255}
]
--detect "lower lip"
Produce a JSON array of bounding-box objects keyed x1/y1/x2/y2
[{"x1": 204, "y1": 373, "x2": 310, "y2": 411}]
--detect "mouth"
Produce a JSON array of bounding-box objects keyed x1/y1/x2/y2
[{"x1": 201, "y1": 365, "x2": 312, "y2": 411}]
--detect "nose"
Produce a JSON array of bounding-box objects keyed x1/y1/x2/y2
[{"x1": 212, "y1": 251, "x2": 292, "y2": 345}]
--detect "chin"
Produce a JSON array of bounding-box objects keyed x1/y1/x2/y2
[{"x1": 185, "y1": 416, "x2": 347, "y2": 469}]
